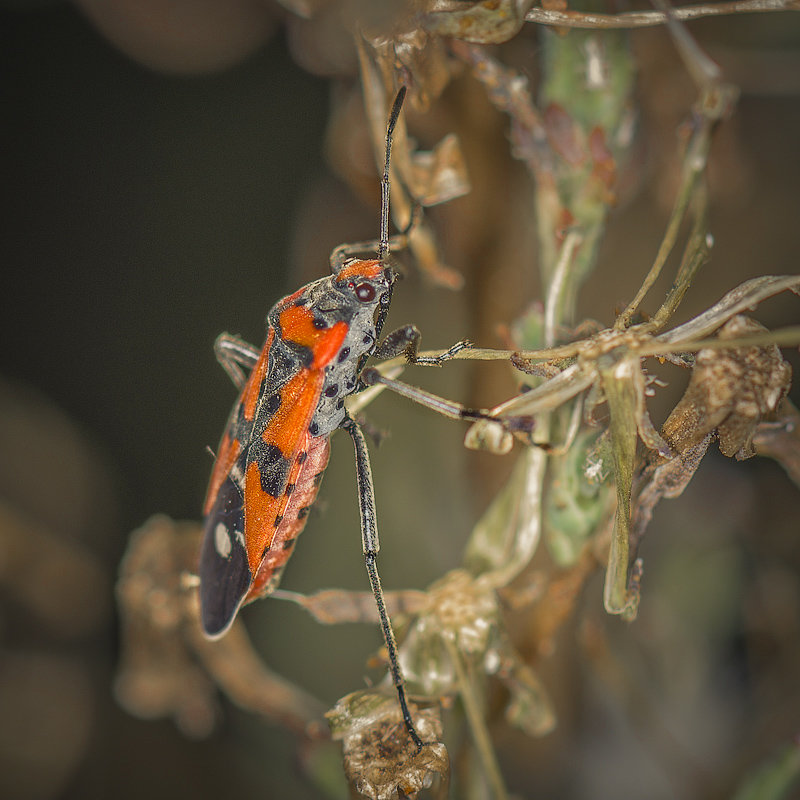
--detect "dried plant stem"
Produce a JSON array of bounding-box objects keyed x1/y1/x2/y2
[
  {"x1": 187, "y1": 618, "x2": 327, "y2": 737},
  {"x1": 443, "y1": 636, "x2": 509, "y2": 800},
  {"x1": 615, "y1": 1, "x2": 738, "y2": 329},
  {"x1": 614, "y1": 132, "x2": 711, "y2": 329},
  {"x1": 646, "y1": 185, "x2": 711, "y2": 332},
  {"x1": 525, "y1": 0, "x2": 798, "y2": 30},
  {"x1": 638, "y1": 327, "x2": 800, "y2": 356},
  {"x1": 545, "y1": 232, "x2": 584, "y2": 348}
]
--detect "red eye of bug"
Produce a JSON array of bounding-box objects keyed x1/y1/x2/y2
[{"x1": 354, "y1": 282, "x2": 376, "y2": 302}]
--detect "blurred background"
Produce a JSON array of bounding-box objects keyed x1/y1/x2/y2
[{"x1": 1, "y1": 2, "x2": 799, "y2": 799}]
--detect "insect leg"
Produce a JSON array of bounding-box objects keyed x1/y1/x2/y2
[
  {"x1": 214, "y1": 333, "x2": 260, "y2": 390},
  {"x1": 360, "y1": 367, "x2": 535, "y2": 437},
  {"x1": 374, "y1": 324, "x2": 472, "y2": 366},
  {"x1": 342, "y1": 415, "x2": 426, "y2": 751}
]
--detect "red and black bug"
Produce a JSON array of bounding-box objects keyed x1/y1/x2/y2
[
  {"x1": 200, "y1": 87, "x2": 525, "y2": 748},
  {"x1": 199, "y1": 257, "x2": 395, "y2": 636},
  {"x1": 200, "y1": 88, "x2": 435, "y2": 746}
]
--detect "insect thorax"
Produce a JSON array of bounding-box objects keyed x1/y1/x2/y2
[{"x1": 270, "y1": 271, "x2": 390, "y2": 438}]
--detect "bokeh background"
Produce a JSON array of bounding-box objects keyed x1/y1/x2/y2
[{"x1": 1, "y1": 2, "x2": 799, "y2": 799}]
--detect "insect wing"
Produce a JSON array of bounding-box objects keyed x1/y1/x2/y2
[
  {"x1": 200, "y1": 331, "x2": 278, "y2": 638},
  {"x1": 200, "y1": 314, "x2": 346, "y2": 637},
  {"x1": 200, "y1": 342, "x2": 270, "y2": 638},
  {"x1": 199, "y1": 458, "x2": 251, "y2": 638}
]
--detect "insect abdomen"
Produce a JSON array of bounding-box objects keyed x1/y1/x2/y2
[{"x1": 247, "y1": 434, "x2": 331, "y2": 599}]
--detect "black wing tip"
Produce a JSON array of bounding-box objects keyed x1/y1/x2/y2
[
  {"x1": 199, "y1": 508, "x2": 252, "y2": 640},
  {"x1": 200, "y1": 602, "x2": 239, "y2": 640}
]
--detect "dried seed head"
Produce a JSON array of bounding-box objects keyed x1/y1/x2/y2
[
  {"x1": 327, "y1": 690, "x2": 448, "y2": 800},
  {"x1": 399, "y1": 569, "x2": 503, "y2": 696}
]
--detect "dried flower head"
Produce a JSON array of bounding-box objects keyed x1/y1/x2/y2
[{"x1": 327, "y1": 690, "x2": 448, "y2": 800}]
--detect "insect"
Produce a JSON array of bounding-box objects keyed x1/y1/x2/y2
[{"x1": 199, "y1": 87, "x2": 516, "y2": 748}]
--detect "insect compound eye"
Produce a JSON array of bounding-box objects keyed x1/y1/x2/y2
[{"x1": 354, "y1": 282, "x2": 376, "y2": 302}]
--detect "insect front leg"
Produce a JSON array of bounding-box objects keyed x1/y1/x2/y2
[
  {"x1": 374, "y1": 324, "x2": 472, "y2": 366},
  {"x1": 341, "y1": 415, "x2": 426, "y2": 751},
  {"x1": 214, "y1": 333, "x2": 260, "y2": 390}
]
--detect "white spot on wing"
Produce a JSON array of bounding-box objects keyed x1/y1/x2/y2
[
  {"x1": 230, "y1": 463, "x2": 245, "y2": 490},
  {"x1": 214, "y1": 522, "x2": 232, "y2": 559}
]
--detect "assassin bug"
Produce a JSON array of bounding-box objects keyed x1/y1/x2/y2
[{"x1": 200, "y1": 87, "x2": 521, "y2": 748}]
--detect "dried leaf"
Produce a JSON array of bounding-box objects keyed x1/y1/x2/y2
[
  {"x1": 753, "y1": 399, "x2": 800, "y2": 489},
  {"x1": 662, "y1": 316, "x2": 792, "y2": 459},
  {"x1": 423, "y1": 0, "x2": 536, "y2": 45},
  {"x1": 463, "y1": 447, "x2": 547, "y2": 583},
  {"x1": 115, "y1": 516, "x2": 325, "y2": 738},
  {"x1": 408, "y1": 133, "x2": 470, "y2": 207},
  {"x1": 354, "y1": 35, "x2": 465, "y2": 289},
  {"x1": 631, "y1": 435, "x2": 712, "y2": 552},
  {"x1": 494, "y1": 649, "x2": 556, "y2": 737},
  {"x1": 115, "y1": 516, "x2": 218, "y2": 738},
  {"x1": 598, "y1": 355, "x2": 641, "y2": 618}
]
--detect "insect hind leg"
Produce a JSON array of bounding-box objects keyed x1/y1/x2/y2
[{"x1": 342, "y1": 415, "x2": 427, "y2": 751}]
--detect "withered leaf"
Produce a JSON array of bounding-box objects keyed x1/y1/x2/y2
[
  {"x1": 423, "y1": 0, "x2": 536, "y2": 45},
  {"x1": 753, "y1": 399, "x2": 800, "y2": 489},
  {"x1": 662, "y1": 316, "x2": 792, "y2": 459},
  {"x1": 632, "y1": 434, "x2": 712, "y2": 552}
]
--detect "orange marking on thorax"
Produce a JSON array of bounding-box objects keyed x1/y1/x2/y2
[
  {"x1": 335, "y1": 259, "x2": 383, "y2": 283},
  {"x1": 278, "y1": 305, "x2": 349, "y2": 369}
]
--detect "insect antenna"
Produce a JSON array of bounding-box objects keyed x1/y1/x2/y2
[{"x1": 379, "y1": 86, "x2": 407, "y2": 261}]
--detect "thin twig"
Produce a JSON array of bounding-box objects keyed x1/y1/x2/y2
[
  {"x1": 525, "y1": 0, "x2": 799, "y2": 30},
  {"x1": 443, "y1": 636, "x2": 509, "y2": 800},
  {"x1": 545, "y1": 232, "x2": 583, "y2": 348}
]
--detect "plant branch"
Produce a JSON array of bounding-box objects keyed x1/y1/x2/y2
[{"x1": 525, "y1": 0, "x2": 799, "y2": 30}]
